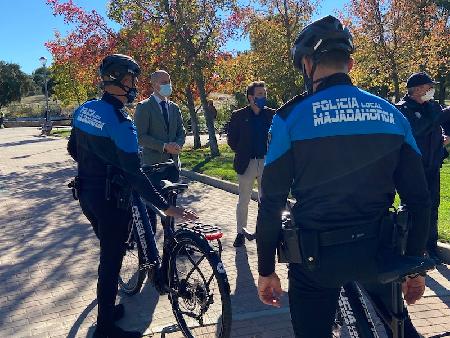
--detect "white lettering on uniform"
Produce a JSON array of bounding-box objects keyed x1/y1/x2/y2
[
  {"x1": 77, "y1": 107, "x2": 105, "y2": 130},
  {"x1": 312, "y1": 97, "x2": 395, "y2": 127}
]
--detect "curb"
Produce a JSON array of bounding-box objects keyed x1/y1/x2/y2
[
  {"x1": 437, "y1": 241, "x2": 450, "y2": 264},
  {"x1": 180, "y1": 169, "x2": 259, "y2": 201},
  {"x1": 180, "y1": 169, "x2": 450, "y2": 265}
]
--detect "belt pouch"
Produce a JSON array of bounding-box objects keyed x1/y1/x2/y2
[
  {"x1": 277, "y1": 227, "x2": 302, "y2": 264},
  {"x1": 299, "y1": 229, "x2": 320, "y2": 271}
]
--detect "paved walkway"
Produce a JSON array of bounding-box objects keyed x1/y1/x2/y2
[{"x1": 0, "y1": 127, "x2": 449, "y2": 338}]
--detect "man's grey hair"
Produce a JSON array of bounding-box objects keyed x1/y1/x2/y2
[{"x1": 150, "y1": 70, "x2": 170, "y2": 84}]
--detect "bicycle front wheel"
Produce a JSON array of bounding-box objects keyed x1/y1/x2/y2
[
  {"x1": 168, "y1": 231, "x2": 232, "y2": 338},
  {"x1": 118, "y1": 221, "x2": 146, "y2": 295}
]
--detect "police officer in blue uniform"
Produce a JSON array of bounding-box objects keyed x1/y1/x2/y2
[
  {"x1": 396, "y1": 72, "x2": 450, "y2": 265},
  {"x1": 68, "y1": 54, "x2": 196, "y2": 338},
  {"x1": 256, "y1": 16, "x2": 431, "y2": 337}
]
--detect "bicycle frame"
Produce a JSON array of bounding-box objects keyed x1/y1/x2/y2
[{"x1": 130, "y1": 191, "x2": 160, "y2": 268}]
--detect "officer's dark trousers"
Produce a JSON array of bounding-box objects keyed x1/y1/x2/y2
[
  {"x1": 79, "y1": 186, "x2": 129, "y2": 329},
  {"x1": 288, "y1": 238, "x2": 379, "y2": 338},
  {"x1": 425, "y1": 169, "x2": 440, "y2": 251}
]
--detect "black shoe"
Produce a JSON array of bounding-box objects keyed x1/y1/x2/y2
[
  {"x1": 93, "y1": 325, "x2": 141, "y2": 338},
  {"x1": 242, "y1": 227, "x2": 256, "y2": 241},
  {"x1": 427, "y1": 249, "x2": 443, "y2": 265},
  {"x1": 113, "y1": 304, "x2": 125, "y2": 321},
  {"x1": 233, "y1": 233, "x2": 245, "y2": 247}
]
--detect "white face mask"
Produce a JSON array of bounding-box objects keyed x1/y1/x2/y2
[
  {"x1": 421, "y1": 88, "x2": 435, "y2": 102},
  {"x1": 158, "y1": 83, "x2": 172, "y2": 97}
]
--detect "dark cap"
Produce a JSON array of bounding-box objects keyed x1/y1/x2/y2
[{"x1": 406, "y1": 72, "x2": 438, "y2": 88}]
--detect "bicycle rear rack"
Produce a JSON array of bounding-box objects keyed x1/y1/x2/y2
[
  {"x1": 177, "y1": 221, "x2": 224, "y2": 256},
  {"x1": 177, "y1": 221, "x2": 223, "y2": 240}
]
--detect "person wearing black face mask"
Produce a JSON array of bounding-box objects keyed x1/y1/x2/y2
[
  {"x1": 256, "y1": 16, "x2": 432, "y2": 338},
  {"x1": 67, "y1": 54, "x2": 197, "y2": 338},
  {"x1": 395, "y1": 72, "x2": 450, "y2": 265},
  {"x1": 227, "y1": 81, "x2": 276, "y2": 248}
]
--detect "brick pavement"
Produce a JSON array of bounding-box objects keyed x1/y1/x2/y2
[{"x1": 0, "y1": 127, "x2": 449, "y2": 338}]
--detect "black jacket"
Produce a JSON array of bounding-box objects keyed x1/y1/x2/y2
[
  {"x1": 68, "y1": 93, "x2": 169, "y2": 210},
  {"x1": 396, "y1": 96, "x2": 450, "y2": 174},
  {"x1": 227, "y1": 106, "x2": 275, "y2": 174},
  {"x1": 256, "y1": 74, "x2": 431, "y2": 276}
]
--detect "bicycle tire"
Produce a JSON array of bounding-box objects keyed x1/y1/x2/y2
[
  {"x1": 167, "y1": 230, "x2": 232, "y2": 338},
  {"x1": 338, "y1": 282, "x2": 379, "y2": 338},
  {"x1": 118, "y1": 221, "x2": 146, "y2": 295}
]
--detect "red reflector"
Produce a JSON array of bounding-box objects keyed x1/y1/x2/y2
[{"x1": 205, "y1": 232, "x2": 223, "y2": 240}]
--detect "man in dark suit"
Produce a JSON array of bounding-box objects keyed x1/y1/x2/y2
[
  {"x1": 134, "y1": 70, "x2": 186, "y2": 232},
  {"x1": 227, "y1": 81, "x2": 276, "y2": 247}
]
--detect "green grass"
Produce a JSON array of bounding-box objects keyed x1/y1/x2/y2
[
  {"x1": 438, "y1": 159, "x2": 450, "y2": 242},
  {"x1": 180, "y1": 145, "x2": 450, "y2": 242},
  {"x1": 180, "y1": 144, "x2": 237, "y2": 182},
  {"x1": 51, "y1": 128, "x2": 71, "y2": 138}
]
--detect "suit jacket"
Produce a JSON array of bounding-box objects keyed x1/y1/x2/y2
[
  {"x1": 227, "y1": 106, "x2": 275, "y2": 175},
  {"x1": 134, "y1": 95, "x2": 186, "y2": 166}
]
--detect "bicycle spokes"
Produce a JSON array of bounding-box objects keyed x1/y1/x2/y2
[{"x1": 170, "y1": 241, "x2": 226, "y2": 334}]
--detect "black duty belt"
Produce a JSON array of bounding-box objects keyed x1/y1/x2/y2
[{"x1": 319, "y1": 223, "x2": 378, "y2": 247}]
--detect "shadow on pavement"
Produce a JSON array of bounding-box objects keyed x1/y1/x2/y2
[
  {"x1": 0, "y1": 160, "x2": 97, "y2": 332},
  {"x1": 67, "y1": 299, "x2": 97, "y2": 338},
  {"x1": 1, "y1": 135, "x2": 59, "y2": 148}
]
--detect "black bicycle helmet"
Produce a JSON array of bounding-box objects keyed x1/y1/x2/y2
[
  {"x1": 98, "y1": 54, "x2": 141, "y2": 81},
  {"x1": 292, "y1": 15, "x2": 354, "y2": 69}
]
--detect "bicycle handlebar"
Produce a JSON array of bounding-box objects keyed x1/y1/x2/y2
[{"x1": 142, "y1": 160, "x2": 176, "y2": 175}]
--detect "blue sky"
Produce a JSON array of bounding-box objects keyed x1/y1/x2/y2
[{"x1": 0, "y1": 0, "x2": 347, "y2": 74}]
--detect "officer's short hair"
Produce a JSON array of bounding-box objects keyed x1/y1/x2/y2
[
  {"x1": 246, "y1": 81, "x2": 266, "y2": 99},
  {"x1": 308, "y1": 50, "x2": 351, "y2": 69}
]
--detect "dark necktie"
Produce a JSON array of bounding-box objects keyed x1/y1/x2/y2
[{"x1": 160, "y1": 101, "x2": 169, "y2": 130}]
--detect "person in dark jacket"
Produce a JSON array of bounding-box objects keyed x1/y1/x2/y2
[
  {"x1": 256, "y1": 16, "x2": 431, "y2": 338},
  {"x1": 68, "y1": 54, "x2": 196, "y2": 338},
  {"x1": 227, "y1": 81, "x2": 275, "y2": 247},
  {"x1": 396, "y1": 72, "x2": 450, "y2": 264}
]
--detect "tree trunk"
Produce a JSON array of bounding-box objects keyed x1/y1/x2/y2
[
  {"x1": 194, "y1": 68, "x2": 220, "y2": 156},
  {"x1": 185, "y1": 86, "x2": 201, "y2": 149},
  {"x1": 438, "y1": 75, "x2": 446, "y2": 104}
]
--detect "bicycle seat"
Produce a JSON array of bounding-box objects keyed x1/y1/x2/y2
[
  {"x1": 160, "y1": 180, "x2": 188, "y2": 194},
  {"x1": 377, "y1": 253, "x2": 435, "y2": 284}
]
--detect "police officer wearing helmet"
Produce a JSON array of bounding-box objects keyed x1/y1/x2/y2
[
  {"x1": 256, "y1": 16, "x2": 431, "y2": 337},
  {"x1": 68, "y1": 54, "x2": 196, "y2": 338},
  {"x1": 396, "y1": 72, "x2": 450, "y2": 265}
]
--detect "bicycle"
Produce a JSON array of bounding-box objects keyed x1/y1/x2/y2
[
  {"x1": 118, "y1": 161, "x2": 232, "y2": 338},
  {"x1": 279, "y1": 205, "x2": 435, "y2": 338}
]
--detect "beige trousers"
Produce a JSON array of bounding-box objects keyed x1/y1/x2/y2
[{"x1": 236, "y1": 158, "x2": 264, "y2": 233}]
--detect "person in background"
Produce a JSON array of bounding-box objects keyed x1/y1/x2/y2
[
  {"x1": 227, "y1": 81, "x2": 275, "y2": 248},
  {"x1": 396, "y1": 72, "x2": 450, "y2": 265}
]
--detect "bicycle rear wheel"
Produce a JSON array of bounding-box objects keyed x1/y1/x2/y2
[
  {"x1": 167, "y1": 231, "x2": 232, "y2": 338},
  {"x1": 338, "y1": 282, "x2": 379, "y2": 338},
  {"x1": 118, "y1": 221, "x2": 146, "y2": 295}
]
